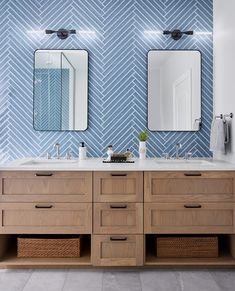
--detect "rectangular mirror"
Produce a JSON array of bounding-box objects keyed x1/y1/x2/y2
[
  {"x1": 148, "y1": 50, "x2": 201, "y2": 131},
  {"x1": 34, "y1": 49, "x2": 88, "y2": 131}
]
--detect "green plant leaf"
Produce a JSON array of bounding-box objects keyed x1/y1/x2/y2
[{"x1": 138, "y1": 130, "x2": 149, "y2": 141}]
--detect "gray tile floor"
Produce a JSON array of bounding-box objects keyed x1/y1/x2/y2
[{"x1": 0, "y1": 269, "x2": 234, "y2": 291}]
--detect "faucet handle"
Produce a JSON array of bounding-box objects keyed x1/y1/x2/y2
[
  {"x1": 162, "y1": 153, "x2": 170, "y2": 159},
  {"x1": 185, "y1": 152, "x2": 192, "y2": 160},
  {"x1": 176, "y1": 143, "x2": 182, "y2": 148},
  {"x1": 46, "y1": 152, "x2": 51, "y2": 160},
  {"x1": 66, "y1": 150, "x2": 72, "y2": 160}
]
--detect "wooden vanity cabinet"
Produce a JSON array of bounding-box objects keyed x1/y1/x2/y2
[
  {"x1": 0, "y1": 169, "x2": 235, "y2": 268},
  {"x1": 92, "y1": 234, "x2": 144, "y2": 266},
  {"x1": 94, "y1": 171, "x2": 143, "y2": 202},
  {"x1": 0, "y1": 171, "x2": 92, "y2": 202},
  {"x1": 0, "y1": 202, "x2": 92, "y2": 234},
  {"x1": 144, "y1": 172, "x2": 235, "y2": 234},
  {"x1": 144, "y1": 171, "x2": 235, "y2": 203},
  {"x1": 93, "y1": 203, "x2": 143, "y2": 234},
  {"x1": 144, "y1": 202, "x2": 234, "y2": 234},
  {"x1": 144, "y1": 171, "x2": 235, "y2": 268},
  {"x1": 92, "y1": 171, "x2": 144, "y2": 266},
  {"x1": 0, "y1": 171, "x2": 93, "y2": 235}
]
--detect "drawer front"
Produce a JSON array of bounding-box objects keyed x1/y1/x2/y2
[
  {"x1": 144, "y1": 203, "x2": 235, "y2": 234},
  {"x1": 92, "y1": 234, "x2": 144, "y2": 266},
  {"x1": 93, "y1": 203, "x2": 143, "y2": 234},
  {"x1": 94, "y1": 172, "x2": 143, "y2": 202},
  {"x1": 0, "y1": 203, "x2": 92, "y2": 234},
  {"x1": 144, "y1": 172, "x2": 235, "y2": 202},
  {"x1": 0, "y1": 172, "x2": 92, "y2": 202}
]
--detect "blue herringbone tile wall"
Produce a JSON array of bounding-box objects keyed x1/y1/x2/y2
[{"x1": 0, "y1": 0, "x2": 213, "y2": 159}]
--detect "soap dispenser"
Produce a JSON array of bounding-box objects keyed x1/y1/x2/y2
[{"x1": 79, "y1": 142, "x2": 87, "y2": 160}]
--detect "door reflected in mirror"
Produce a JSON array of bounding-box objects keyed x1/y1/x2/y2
[
  {"x1": 34, "y1": 50, "x2": 88, "y2": 131},
  {"x1": 148, "y1": 50, "x2": 201, "y2": 131}
]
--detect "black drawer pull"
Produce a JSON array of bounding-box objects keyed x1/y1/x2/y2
[
  {"x1": 110, "y1": 205, "x2": 127, "y2": 209},
  {"x1": 110, "y1": 236, "x2": 127, "y2": 241},
  {"x1": 184, "y1": 173, "x2": 202, "y2": 177},
  {"x1": 184, "y1": 204, "x2": 202, "y2": 209},
  {"x1": 35, "y1": 173, "x2": 53, "y2": 177},
  {"x1": 111, "y1": 173, "x2": 127, "y2": 177},
  {"x1": 35, "y1": 205, "x2": 53, "y2": 209}
]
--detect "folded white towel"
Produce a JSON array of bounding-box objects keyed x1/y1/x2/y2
[{"x1": 210, "y1": 118, "x2": 225, "y2": 153}]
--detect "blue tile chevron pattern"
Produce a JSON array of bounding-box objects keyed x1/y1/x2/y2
[{"x1": 0, "y1": 0, "x2": 213, "y2": 160}]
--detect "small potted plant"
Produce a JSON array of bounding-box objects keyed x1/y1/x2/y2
[{"x1": 138, "y1": 130, "x2": 149, "y2": 159}]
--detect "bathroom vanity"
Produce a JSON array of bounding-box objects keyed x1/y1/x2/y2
[{"x1": 0, "y1": 158, "x2": 235, "y2": 268}]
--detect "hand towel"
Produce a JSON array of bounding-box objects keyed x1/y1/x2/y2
[
  {"x1": 224, "y1": 120, "x2": 230, "y2": 144},
  {"x1": 210, "y1": 118, "x2": 225, "y2": 153}
]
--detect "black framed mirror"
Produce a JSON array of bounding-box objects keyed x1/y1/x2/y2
[
  {"x1": 148, "y1": 50, "x2": 201, "y2": 131},
  {"x1": 33, "y1": 49, "x2": 88, "y2": 131}
]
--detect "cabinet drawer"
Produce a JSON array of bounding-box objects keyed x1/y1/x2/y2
[
  {"x1": 93, "y1": 203, "x2": 143, "y2": 234},
  {"x1": 92, "y1": 234, "x2": 144, "y2": 266},
  {"x1": 144, "y1": 172, "x2": 235, "y2": 202},
  {"x1": 0, "y1": 172, "x2": 92, "y2": 202},
  {"x1": 144, "y1": 203, "x2": 235, "y2": 234},
  {"x1": 0, "y1": 203, "x2": 92, "y2": 234},
  {"x1": 94, "y1": 172, "x2": 143, "y2": 202}
]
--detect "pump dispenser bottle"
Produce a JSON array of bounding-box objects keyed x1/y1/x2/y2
[{"x1": 79, "y1": 142, "x2": 87, "y2": 160}]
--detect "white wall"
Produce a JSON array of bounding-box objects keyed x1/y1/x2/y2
[{"x1": 214, "y1": 0, "x2": 235, "y2": 161}]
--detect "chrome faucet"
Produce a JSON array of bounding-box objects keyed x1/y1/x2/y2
[
  {"x1": 175, "y1": 143, "x2": 182, "y2": 159},
  {"x1": 54, "y1": 143, "x2": 60, "y2": 159}
]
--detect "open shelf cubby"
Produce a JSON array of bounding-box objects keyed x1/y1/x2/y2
[
  {"x1": 0, "y1": 234, "x2": 92, "y2": 268},
  {"x1": 145, "y1": 234, "x2": 235, "y2": 268}
]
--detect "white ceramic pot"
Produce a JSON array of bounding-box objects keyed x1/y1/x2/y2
[{"x1": 139, "y1": 141, "x2": 146, "y2": 159}]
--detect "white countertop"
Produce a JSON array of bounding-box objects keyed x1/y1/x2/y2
[{"x1": 1, "y1": 157, "x2": 235, "y2": 171}]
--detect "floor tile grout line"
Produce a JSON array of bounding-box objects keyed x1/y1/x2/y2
[
  {"x1": 101, "y1": 269, "x2": 104, "y2": 291},
  {"x1": 138, "y1": 271, "x2": 143, "y2": 291},
  {"x1": 61, "y1": 268, "x2": 70, "y2": 291},
  {"x1": 20, "y1": 269, "x2": 33, "y2": 291},
  {"x1": 209, "y1": 269, "x2": 223, "y2": 291},
  {"x1": 178, "y1": 271, "x2": 184, "y2": 291}
]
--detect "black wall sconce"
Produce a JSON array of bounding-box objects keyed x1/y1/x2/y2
[
  {"x1": 163, "y1": 29, "x2": 194, "y2": 40},
  {"x1": 45, "y1": 28, "x2": 76, "y2": 39}
]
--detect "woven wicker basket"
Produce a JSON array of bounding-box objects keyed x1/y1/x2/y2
[
  {"x1": 17, "y1": 235, "x2": 81, "y2": 258},
  {"x1": 156, "y1": 235, "x2": 218, "y2": 258}
]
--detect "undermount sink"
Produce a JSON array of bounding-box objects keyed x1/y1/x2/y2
[
  {"x1": 155, "y1": 159, "x2": 214, "y2": 165},
  {"x1": 20, "y1": 159, "x2": 78, "y2": 166}
]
